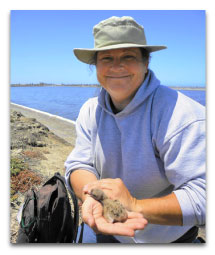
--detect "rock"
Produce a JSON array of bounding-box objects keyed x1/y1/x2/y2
[
  {"x1": 10, "y1": 110, "x2": 49, "y2": 149},
  {"x1": 36, "y1": 141, "x2": 47, "y2": 147}
]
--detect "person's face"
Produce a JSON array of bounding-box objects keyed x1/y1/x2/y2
[{"x1": 96, "y1": 48, "x2": 148, "y2": 110}]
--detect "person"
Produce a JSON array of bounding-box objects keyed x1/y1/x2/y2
[{"x1": 65, "y1": 16, "x2": 205, "y2": 243}]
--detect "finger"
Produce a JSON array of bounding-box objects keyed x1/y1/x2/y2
[
  {"x1": 78, "y1": 199, "x2": 83, "y2": 206},
  {"x1": 112, "y1": 216, "x2": 147, "y2": 231},
  {"x1": 94, "y1": 214, "x2": 146, "y2": 237},
  {"x1": 83, "y1": 178, "x2": 124, "y2": 193},
  {"x1": 83, "y1": 182, "x2": 113, "y2": 194},
  {"x1": 95, "y1": 219, "x2": 136, "y2": 237},
  {"x1": 81, "y1": 201, "x2": 96, "y2": 228},
  {"x1": 127, "y1": 211, "x2": 145, "y2": 219},
  {"x1": 121, "y1": 218, "x2": 148, "y2": 230},
  {"x1": 83, "y1": 181, "x2": 101, "y2": 193},
  {"x1": 127, "y1": 212, "x2": 148, "y2": 225},
  {"x1": 82, "y1": 210, "x2": 95, "y2": 228},
  {"x1": 125, "y1": 217, "x2": 148, "y2": 225}
]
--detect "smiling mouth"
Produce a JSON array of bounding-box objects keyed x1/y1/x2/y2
[{"x1": 107, "y1": 75, "x2": 130, "y2": 79}]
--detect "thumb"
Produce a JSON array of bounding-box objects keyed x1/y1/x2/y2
[
  {"x1": 81, "y1": 198, "x2": 96, "y2": 228},
  {"x1": 86, "y1": 216, "x2": 95, "y2": 228}
]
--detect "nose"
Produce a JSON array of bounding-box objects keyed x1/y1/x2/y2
[{"x1": 110, "y1": 57, "x2": 124, "y2": 71}]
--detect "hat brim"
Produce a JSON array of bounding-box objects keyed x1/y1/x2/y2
[{"x1": 74, "y1": 43, "x2": 167, "y2": 64}]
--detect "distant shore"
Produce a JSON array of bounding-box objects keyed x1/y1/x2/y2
[
  {"x1": 10, "y1": 84, "x2": 101, "y2": 88},
  {"x1": 169, "y1": 87, "x2": 205, "y2": 91},
  {"x1": 10, "y1": 84, "x2": 205, "y2": 91}
]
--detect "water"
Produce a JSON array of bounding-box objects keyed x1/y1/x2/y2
[
  {"x1": 178, "y1": 90, "x2": 205, "y2": 106},
  {"x1": 10, "y1": 86, "x2": 99, "y2": 120},
  {"x1": 10, "y1": 86, "x2": 205, "y2": 121}
]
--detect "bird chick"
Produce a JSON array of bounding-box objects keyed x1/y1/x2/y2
[{"x1": 90, "y1": 188, "x2": 128, "y2": 223}]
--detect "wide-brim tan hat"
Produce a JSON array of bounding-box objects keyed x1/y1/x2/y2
[{"x1": 74, "y1": 16, "x2": 167, "y2": 64}]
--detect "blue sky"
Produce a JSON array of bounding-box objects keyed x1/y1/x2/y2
[{"x1": 10, "y1": 10, "x2": 205, "y2": 87}]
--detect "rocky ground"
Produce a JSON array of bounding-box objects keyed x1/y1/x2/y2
[{"x1": 10, "y1": 110, "x2": 74, "y2": 243}]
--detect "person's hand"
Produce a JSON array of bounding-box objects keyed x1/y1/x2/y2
[
  {"x1": 83, "y1": 178, "x2": 136, "y2": 211},
  {"x1": 81, "y1": 195, "x2": 147, "y2": 237}
]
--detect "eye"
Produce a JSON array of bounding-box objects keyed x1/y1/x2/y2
[
  {"x1": 101, "y1": 56, "x2": 113, "y2": 62},
  {"x1": 123, "y1": 55, "x2": 135, "y2": 60},
  {"x1": 98, "y1": 54, "x2": 113, "y2": 62}
]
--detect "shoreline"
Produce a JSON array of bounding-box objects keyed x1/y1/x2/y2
[
  {"x1": 10, "y1": 103, "x2": 77, "y2": 146},
  {"x1": 10, "y1": 84, "x2": 205, "y2": 91}
]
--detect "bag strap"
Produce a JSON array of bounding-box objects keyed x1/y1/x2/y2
[
  {"x1": 67, "y1": 188, "x2": 85, "y2": 243},
  {"x1": 54, "y1": 172, "x2": 84, "y2": 243},
  {"x1": 77, "y1": 222, "x2": 84, "y2": 243},
  {"x1": 54, "y1": 173, "x2": 79, "y2": 227}
]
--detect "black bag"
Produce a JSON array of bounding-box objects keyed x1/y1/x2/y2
[{"x1": 16, "y1": 172, "x2": 84, "y2": 243}]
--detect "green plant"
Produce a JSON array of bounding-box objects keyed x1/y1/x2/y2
[{"x1": 10, "y1": 157, "x2": 26, "y2": 176}]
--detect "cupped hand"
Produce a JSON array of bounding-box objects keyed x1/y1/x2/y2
[{"x1": 81, "y1": 196, "x2": 147, "y2": 237}]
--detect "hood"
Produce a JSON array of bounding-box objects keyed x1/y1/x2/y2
[{"x1": 98, "y1": 69, "x2": 161, "y2": 117}]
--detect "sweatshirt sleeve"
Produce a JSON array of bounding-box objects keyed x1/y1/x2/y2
[
  {"x1": 64, "y1": 99, "x2": 100, "y2": 191},
  {"x1": 159, "y1": 120, "x2": 206, "y2": 226}
]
